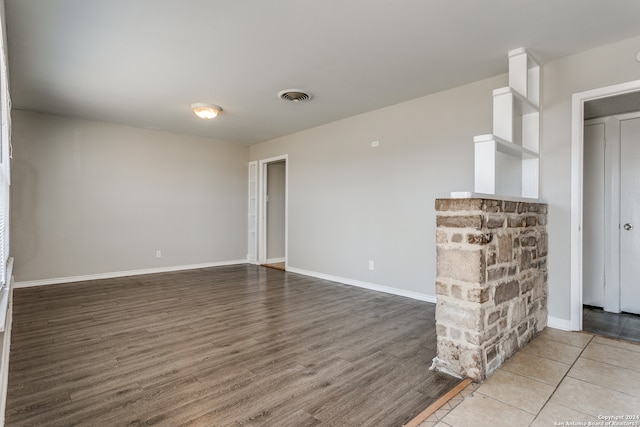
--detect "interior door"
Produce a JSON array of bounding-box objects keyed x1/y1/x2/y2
[
  {"x1": 248, "y1": 161, "x2": 258, "y2": 264},
  {"x1": 583, "y1": 123, "x2": 606, "y2": 307},
  {"x1": 266, "y1": 161, "x2": 286, "y2": 263},
  {"x1": 620, "y1": 116, "x2": 640, "y2": 314}
]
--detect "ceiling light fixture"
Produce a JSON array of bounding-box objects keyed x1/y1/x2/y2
[{"x1": 191, "y1": 103, "x2": 222, "y2": 119}]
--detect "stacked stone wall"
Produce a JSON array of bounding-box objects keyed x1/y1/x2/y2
[{"x1": 434, "y1": 198, "x2": 548, "y2": 381}]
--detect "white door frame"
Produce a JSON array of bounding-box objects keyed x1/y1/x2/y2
[
  {"x1": 570, "y1": 79, "x2": 640, "y2": 330},
  {"x1": 258, "y1": 155, "x2": 288, "y2": 267}
]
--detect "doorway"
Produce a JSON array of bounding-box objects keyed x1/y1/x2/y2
[
  {"x1": 575, "y1": 85, "x2": 640, "y2": 339},
  {"x1": 256, "y1": 155, "x2": 288, "y2": 269},
  {"x1": 263, "y1": 160, "x2": 286, "y2": 270},
  {"x1": 583, "y1": 113, "x2": 640, "y2": 338}
]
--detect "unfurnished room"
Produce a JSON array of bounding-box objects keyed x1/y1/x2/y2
[{"x1": 0, "y1": 1, "x2": 639, "y2": 426}]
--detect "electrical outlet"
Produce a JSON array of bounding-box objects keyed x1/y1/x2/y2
[
  {"x1": 371, "y1": 140, "x2": 380, "y2": 148},
  {"x1": 156, "y1": 250, "x2": 162, "y2": 258},
  {"x1": 369, "y1": 260, "x2": 375, "y2": 270}
]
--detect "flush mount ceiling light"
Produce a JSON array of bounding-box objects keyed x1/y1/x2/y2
[
  {"x1": 191, "y1": 103, "x2": 222, "y2": 119},
  {"x1": 278, "y1": 89, "x2": 312, "y2": 102}
]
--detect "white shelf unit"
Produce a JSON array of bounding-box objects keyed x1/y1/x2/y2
[{"x1": 471, "y1": 48, "x2": 540, "y2": 200}]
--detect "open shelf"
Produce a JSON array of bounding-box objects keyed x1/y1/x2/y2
[
  {"x1": 492, "y1": 87, "x2": 540, "y2": 152},
  {"x1": 453, "y1": 48, "x2": 540, "y2": 200},
  {"x1": 508, "y1": 47, "x2": 540, "y2": 107},
  {"x1": 493, "y1": 87, "x2": 538, "y2": 114},
  {"x1": 473, "y1": 134, "x2": 538, "y2": 158}
]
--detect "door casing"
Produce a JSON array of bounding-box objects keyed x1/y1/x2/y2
[
  {"x1": 258, "y1": 155, "x2": 288, "y2": 267},
  {"x1": 570, "y1": 79, "x2": 640, "y2": 330}
]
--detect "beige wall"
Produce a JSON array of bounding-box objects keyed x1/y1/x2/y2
[
  {"x1": 10, "y1": 33, "x2": 640, "y2": 323},
  {"x1": 250, "y1": 33, "x2": 640, "y2": 322},
  {"x1": 250, "y1": 74, "x2": 503, "y2": 297},
  {"x1": 541, "y1": 34, "x2": 640, "y2": 322},
  {"x1": 10, "y1": 111, "x2": 249, "y2": 282}
]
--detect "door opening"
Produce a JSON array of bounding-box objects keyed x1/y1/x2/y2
[
  {"x1": 573, "y1": 83, "x2": 640, "y2": 331},
  {"x1": 583, "y1": 111, "x2": 640, "y2": 316},
  {"x1": 263, "y1": 160, "x2": 286, "y2": 270},
  {"x1": 257, "y1": 155, "x2": 288, "y2": 269},
  {"x1": 582, "y1": 112, "x2": 640, "y2": 343}
]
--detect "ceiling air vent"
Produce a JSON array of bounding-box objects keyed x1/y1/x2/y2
[{"x1": 278, "y1": 89, "x2": 312, "y2": 102}]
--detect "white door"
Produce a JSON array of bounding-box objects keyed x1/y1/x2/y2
[
  {"x1": 583, "y1": 123, "x2": 606, "y2": 307},
  {"x1": 620, "y1": 116, "x2": 640, "y2": 314},
  {"x1": 247, "y1": 161, "x2": 258, "y2": 264}
]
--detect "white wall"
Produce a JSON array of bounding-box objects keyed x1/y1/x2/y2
[
  {"x1": 10, "y1": 110, "x2": 249, "y2": 282},
  {"x1": 541, "y1": 34, "x2": 640, "y2": 323},
  {"x1": 250, "y1": 75, "x2": 503, "y2": 298}
]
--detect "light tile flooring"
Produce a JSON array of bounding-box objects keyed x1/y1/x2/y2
[{"x1": 418, "y1": 328, "x2": 640, "y2": 427}]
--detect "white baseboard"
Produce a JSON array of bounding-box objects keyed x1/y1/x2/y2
[
  {"x1": 0, "y1": 275, "x2": 13, "y2": 426},
  {"x1": 547, "y1": 316, "x2": 576, "y2": 331},
  {"x1": 286, "y1": 266, "x2": 437, "y2": 303},
  {"x1": 265, "y1": 257, "x2": 285, "y2": 264},
  {"x1": 14, "y1": 259, "x2": 248, "y2": 288},
  {"x1": 0, "y1": 258, "x2": 13, "y2": 332}
]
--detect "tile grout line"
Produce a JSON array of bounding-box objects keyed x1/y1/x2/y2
[
  {"x1": 569, "y1": 335, "x2": 640, "y2": 398},
  {"x1": 520, "y1": 332, "x2": 591, "y2": 365},
  {"x1": 436, "y1": 333, "x2": 596, "y2": 424},
  {"x1": 468, "y1": 333, "x2": 593, "y2": 415},
  {"x1": 527, "y1": 334, "x2": 596, "y2": 426},
  {"x1": 414, "y1": 332, "x2": 602, "y2": 426},
  {"x1": 403, "y1": 378, "x2": 473, "y2": 427},
  {"x1": 430, "y1": 331, "x2": 639, "y2": 426}
]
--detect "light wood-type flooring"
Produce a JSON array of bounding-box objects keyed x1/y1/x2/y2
[
  {"x1": 6, "y1": 264, "x2": 459, "y2": 426},
  {"x1": 262, "y1": 262, "x2": 285, "y2": 271}
]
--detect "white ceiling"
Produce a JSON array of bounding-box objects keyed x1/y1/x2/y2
[{"x1": 6, "y1": 1, "x2": 640, "y2": 145}]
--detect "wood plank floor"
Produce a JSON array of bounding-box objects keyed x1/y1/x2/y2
[
  {"x1": 6, "y1": 264, "x2": 459, "y2": 426},
  {"x1": 261, "y1": 262, "x2": 285, "y2": 271}
]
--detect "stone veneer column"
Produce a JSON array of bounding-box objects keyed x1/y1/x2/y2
[{"x1": 433, "y1": 198, "x2": 548, "y2": 381}]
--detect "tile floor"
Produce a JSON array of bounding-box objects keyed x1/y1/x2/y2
[
  {"x1": 583, "y1": 306, "x2": 640, "y2": 343},
  {"x1": 417, "y1": 328, "x2": 640, "y2": 427}
]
